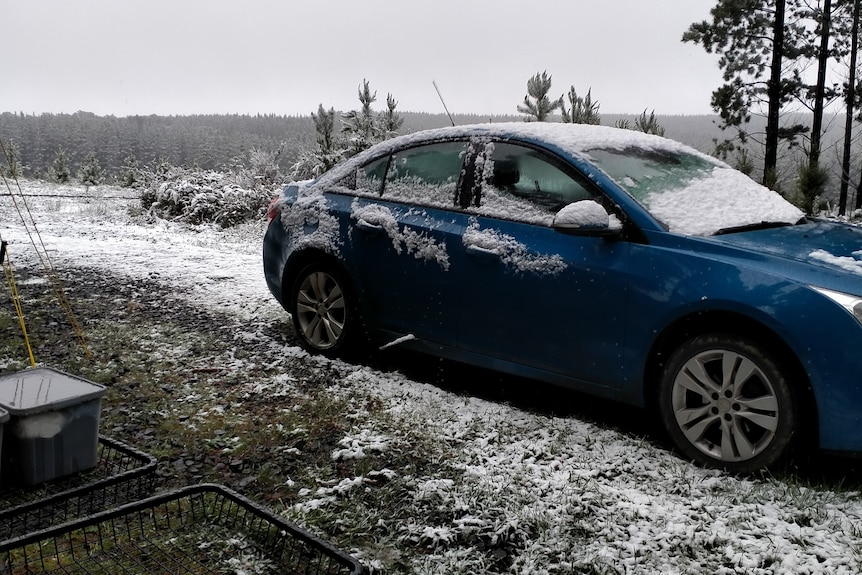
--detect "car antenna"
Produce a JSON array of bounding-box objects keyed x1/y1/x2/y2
[{"x1": 432, "y1": 80, "x2": 456, "y2": 126}]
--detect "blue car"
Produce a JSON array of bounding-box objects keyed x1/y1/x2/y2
[{"x1": 264, "y1": 123, "x2": 862, "y2": 472}]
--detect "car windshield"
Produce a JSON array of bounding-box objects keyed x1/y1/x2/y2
[
  {"x1": 585, "y1": 146, "x2": 804, "y2": 236},
  {"x1": 586, "y1": 147, "x2": 717, "y2": 202}
]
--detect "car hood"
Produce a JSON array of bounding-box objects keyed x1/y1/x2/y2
[{"x1": 703, "y1": 220, "x2": 862, "y2": 293}]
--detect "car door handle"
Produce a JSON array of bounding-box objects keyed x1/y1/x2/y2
[
  {"x1": 356, "y1": 219, "x2": 384, "y2": 234},
  {"x1": 466, "y1": 244, "x2": 500, "y2": 260}
]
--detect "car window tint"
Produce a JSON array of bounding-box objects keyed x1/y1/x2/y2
[
  {"x1": 473, "y1": 142, "x2": 595, "y2": 225},
  {"x1": 382, "y1": 141, "x2": 467, "y2": 208}
]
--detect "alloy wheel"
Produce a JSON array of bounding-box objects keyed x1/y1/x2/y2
[
  {"x1": 670, "y1": 348, "x2": 780, "y2": 463},
  {"x1": 295, "y1": 270, "x2": 346, "y2": 350}
]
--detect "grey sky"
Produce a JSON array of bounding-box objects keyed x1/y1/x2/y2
[{"x1": 4, "y1": 0, "x2": 722, "y2": 118}]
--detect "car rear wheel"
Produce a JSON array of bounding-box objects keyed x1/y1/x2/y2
[
  {"x1": 290, "y1": 262, "x2": 358, "y2": 356},
  {"x1": 658, "y1": 334, "x2": 797, "y2": 472}
]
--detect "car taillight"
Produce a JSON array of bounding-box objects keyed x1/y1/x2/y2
[{"x1": 266, "y1": 197, "x2": 281, "y2": 221}]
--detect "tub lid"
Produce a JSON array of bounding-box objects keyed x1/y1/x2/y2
[{"x1": 0, "y1": 367, "x2": 106, "y2": 415}]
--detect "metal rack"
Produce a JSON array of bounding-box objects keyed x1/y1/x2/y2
[
  {"x1": 0, "y1": 435, "x2": 157, "y2": 541},
  {"x1": 0, "y1": 483, "x2": 365, "y2": 575}
]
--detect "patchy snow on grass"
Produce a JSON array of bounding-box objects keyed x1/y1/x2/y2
[
  {"x1": 331, "y1": 367, "x2": 862, "y2": 574},
  {"x1": 331, "y1": 428, "x2": 391, "y2": 461}
]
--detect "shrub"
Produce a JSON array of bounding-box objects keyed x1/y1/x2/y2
[{"x1": 140, "y1": 167, "x2": 279, "y2": 227}]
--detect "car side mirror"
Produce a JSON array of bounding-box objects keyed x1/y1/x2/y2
[{"x1": 553, "y1": 200, "x2": 621, "y2": 236}]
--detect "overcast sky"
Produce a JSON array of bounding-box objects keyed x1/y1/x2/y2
[{"x1": 4, "y1": 0, "x2": 723, "y2": 118}]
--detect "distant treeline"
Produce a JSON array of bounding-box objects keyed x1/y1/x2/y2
[
  {"x1": 0, "y1": 111, "x2": 317, "y2": 179},
  {"x1": 0, "y1": 110, "x2": 733, "y2": 181},
  {"x1": 0, "y1": 110, "x2": 846, "y2": 193}
]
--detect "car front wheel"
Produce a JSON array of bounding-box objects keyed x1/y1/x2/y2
[
  {"x1": 290, "y1": 262, "x2": 357, "y2": 356},
  {"x1": 658, "y1": 334, "x2": 797, "y2": 472}
]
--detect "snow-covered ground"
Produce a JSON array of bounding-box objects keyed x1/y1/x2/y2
[{"x1": 3, "y1": 180, "x2": 862, "y2": 574}]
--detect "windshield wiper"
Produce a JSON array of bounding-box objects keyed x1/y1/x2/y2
[{"x1": 714, "y1": 220, "x2": 797, "y2": 236}]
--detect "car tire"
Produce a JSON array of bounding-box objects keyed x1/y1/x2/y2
[
  {"x1": 289, "y1": 262, "x2": 359, "y2": 357},
  {"x1": 658, "y1": 334, "x2": 797, "y2": 472}
]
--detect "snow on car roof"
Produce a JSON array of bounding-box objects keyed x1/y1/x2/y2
[
  {"x1": 326, "y1": 122, "x2": 716, "y2": 171},
  {"x1": 425, "y1": 122, "x2": 708, "y2": 157}
]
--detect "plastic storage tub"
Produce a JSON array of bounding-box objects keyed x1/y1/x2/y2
[
  {"x1": 0, "y1": 406, "x2": 7, "y2": 481},
  {"x1": 0, "y1": 435, "x2": 157, "y2": 542},
  {"x1": 0, "y1": 367, "x2": 106, "y2": 486}
]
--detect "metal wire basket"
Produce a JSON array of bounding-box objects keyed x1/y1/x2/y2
[
  {"x1": 0, "y1": 435, "x2": 157, "y2": 541},
  {"x1": 0, "y1": 483, "x2": 366, "y2": 575}
]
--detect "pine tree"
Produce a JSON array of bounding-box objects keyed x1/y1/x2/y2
[
  {"x1": 340, "y1": 81, "x2": 403, "y2": 158},
  {"x1": 314, "y1": 104, "x2": 337, "y2": 157},
  {"x1": 52, "y1": 148, "x2": 71, "y2": 182},
  {"x1": 79, "y1": 152, "x2": 103, "y2": 186},
  {"x1": 785, "y1": 0, "x2": 849, "y2": 212},
  {"x1": 796, "y1": 162, "x2": 829, "y2": 215},
  {"x1": 378, "y1": 94, "x2": 404, "y2": 140},
  {"x1": 634, "y1": 110, "x2": 665, "y2": 136},
  {"x1": 806, "y1": 0, "x2": 834, "y2": 168},
  {"x1": 2, "y1": 139, "x2": 22, "y2": 178},
  {"x1": 615, "y1": 110, "x2": 665, "y2": 136},
  {"x1": 733, "y1": 147, "x2": 755, "y2": 176},
  {"x1": 560, "y1": 87, "x2": 601, "y2": 125},
  {"x1": 291, "y1": 104, "x2": 344, "y2": 180},
  {"x1": 683, "y1": 0, "x2": 808, "y2": 188},
  {"x1": 517, "y1": 71, "x2": 562, "y2": 122},
  {"x1": 342, "y1": 79, "x2": 380, "y2": 157},
  {"x1": 119, "y1": 154, "x2": 140, "y2": 187},
  {"x1": 841, "y1": 0, "x2": 860, "y2": 213},
  {"x1": 856, "y1": 103, "x2": 862, "y2": 210}
]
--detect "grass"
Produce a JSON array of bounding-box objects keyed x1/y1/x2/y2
[
  {"x1": 5, "y1": 183, "x2": 862, "y2": 573},
  {"x1": 1, "y1": 263, "x2": 473, "y2": 569},
  {"x1": 5, "y1": 266, "x2": 862, "y2": 573}
]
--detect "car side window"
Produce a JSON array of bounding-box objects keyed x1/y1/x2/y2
[
  {"x1": 381, "y1": 141, "x2": 468, "y2": 209},
  {"x1": 474, "y1": 141, "x2": 597, "y2": 224},
  {"x1": 354, "y1": 155, "x2": 389, "y2": 196}
]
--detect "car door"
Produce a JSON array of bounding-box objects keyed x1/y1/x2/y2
[
  {"x1": 343, "y1": 140, "x2": 471, "y2": 348},
  {"x1": 456, "y1": 140, "x2": 631, "y2": 389}
]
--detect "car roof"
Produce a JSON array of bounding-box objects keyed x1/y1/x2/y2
[
  {"x1": 314, "y1": 122, "x2": 723, "y2": 188},
  {"x1": 386, "y1": 122, "x2": 693, "y2": 155}
]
